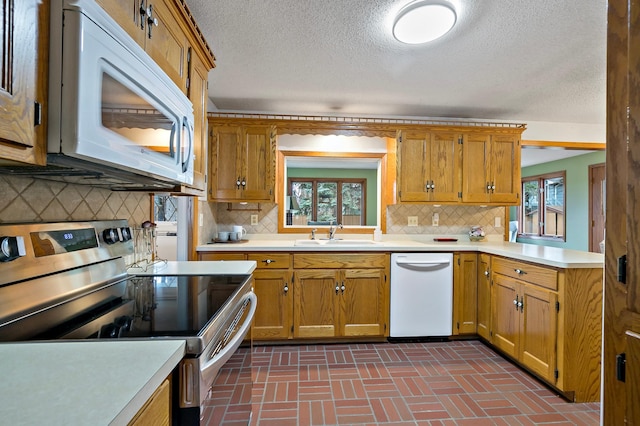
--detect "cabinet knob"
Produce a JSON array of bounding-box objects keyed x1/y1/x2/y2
[
  {"x1": 514, "y1": 268, "x2": 526, "y2": 275},
  {"x1": 236, "y1": 177, "x2": 241, "y2": 188},
  {"x1": 262, "y1": 259, "x2": 274, "y2": 264},
  {"x1": 241, "y1": 177, "x2": 247, "y2": 187},
  {"x1": 341, "y1": 284, "x2": 345, "y2": 293},
  {"x1": 335, "y1": 285, "x2": 340, "y2": 294},
  {"x1": 484, "y1": 270, "x2": 490, "y2": 277},
  {"x1": 513, "y1": 296, "x2": 519, "y2": 309},
  {"x1": 283, "y1": 285, "x2": 289, "y2": 293}
]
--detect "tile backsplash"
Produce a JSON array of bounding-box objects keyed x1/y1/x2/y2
[
  {"x1": 0, "y1": 176, "x2": 151, "y2": 225},
  {"x1": 208, "y1": 201, "x2": 505, "y2": 241}
]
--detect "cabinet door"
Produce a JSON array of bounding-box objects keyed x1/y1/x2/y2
[
  {"x1": 429, "y1": 132, "x2": 461, "y2": 203},
  {"x1": 453, "y1": 253, "x2": 477, "y2": 335},
  {"x1": 188, "y1": 49, "x2": 209, "y2": 191},
  {"x1": 95, "y1": 0, "x2": 146, "y2": 47},
  {"x1": 144, "y1": 0, "x2": 188, "y2": 92},
  {"x1": 519, "y1": 283, "x2": 558, "y2": 383},
  {"x1": 489, "y1": 134, "x2": 520, "y2": 204},
  {"x1": 397, "y1": 131, "x2": 429, "y2": 202},
  {"x1": 0, "y1": 0, "x2": 39, "y2": 150},
  {"x1": 491, "y1": 273, "x2": 519, "y2": 358},
  {"x1": 477, "y1": 253, "x2": 492, "y2": 341},
  {"x1": 253, "y1": 270, "x2": 292, "y2": 340},
  {"x1": 210, "y1": 125, "x2": 242, "y2": 200},
  {"x1": 241, "y1": 126, "x2": 275, "y2": 201},
  {"x1": 461, "y1": 133, "x2": 491, "y2": 203},
  {"x1": 293, "y1": 270, "x2": 339, "y2": 338},
  {"x1": 339, "y1": 269, "x2": 387, "y2": 337}
]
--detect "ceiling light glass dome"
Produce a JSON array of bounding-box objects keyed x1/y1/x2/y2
[{"x1": 393, "y1": 1, "x2": 457, "y2": 44}]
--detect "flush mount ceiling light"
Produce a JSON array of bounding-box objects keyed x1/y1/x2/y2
[{"x1": 393, "y1": 1, "x2": 457, "y2": 44}]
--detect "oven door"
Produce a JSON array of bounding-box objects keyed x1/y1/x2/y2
[{"x1": 176, "y1": 290, "x2": 256, "y2": 425}]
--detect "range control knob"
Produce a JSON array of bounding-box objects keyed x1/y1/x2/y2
[
  {"x1": 0, "y1": 236, "x2": 26, "y2": 262},
  {"x1": 120, "y1": 227, "x2": 132, "y2": 242},
  {"x1": 102, "y1": 228, "x2": 120, "y2": 245}
]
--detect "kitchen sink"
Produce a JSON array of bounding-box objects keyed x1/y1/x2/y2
[{"x1": 294, "y1": 239, "x2": 380, "y2": 247}]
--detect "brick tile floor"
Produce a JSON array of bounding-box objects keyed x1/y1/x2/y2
[{"x1": 208, "y1": 340, "x2": 601, "y2": 425}]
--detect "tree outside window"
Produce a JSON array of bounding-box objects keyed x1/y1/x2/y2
[
  {"x1": 519, "y1": 171, "x2": 566, "y2": 240},
  {"x1": 289, "y1": 178, "x2": 365, "y2": 225}
]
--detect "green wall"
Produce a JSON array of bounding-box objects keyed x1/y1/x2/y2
[
  {"x1": 288, "y1": 168, "x2": 378, "y2": 226},
  {"x1": 509, "y1": 151, "x2": 605, "y2": 251}
]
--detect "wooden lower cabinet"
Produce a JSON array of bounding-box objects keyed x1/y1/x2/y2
[
  {"x1": 477, "y1": 253, "x2": 491, "y2": 341},
  {"x1": 489, "y1": 256, "x2": 602, "y2": 402},
  {"x1": 293, "y1": 254, "x2": 389, "y2": 339},
  {"x1": 492, "y1": 272, "x2": 558, "y2": 383},
  {"x1": 128, "y1": 377, "x2": 170, "y2": 426},
  {"x1": 252, "y1": 269, "x2": 292, "y2": 339},
  {"x1": 452, "y1": 253, "x2": 478, "y2": 335}
]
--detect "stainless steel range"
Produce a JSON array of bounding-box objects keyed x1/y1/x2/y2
[{"x1": 0, "y1": 220, "x2": 256, "y2": 425}]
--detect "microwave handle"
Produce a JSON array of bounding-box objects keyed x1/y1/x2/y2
[
  {"x1": 182, "y1": 116, "x2": 193, "y2": 173},
  {"x1": 169, "y1": 122, "x2": 176, "y2": 158}
]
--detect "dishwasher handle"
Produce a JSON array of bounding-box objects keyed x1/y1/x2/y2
[{"x1": 395, "y1": 258, "x2": 451, "y2": 266}]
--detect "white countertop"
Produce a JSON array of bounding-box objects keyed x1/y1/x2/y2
[
  {"x1": 197, "y1": 235, "x2": 603, "y2": 269},
  {"x1": 0, "y1": 340, "x2": 185, "y2": 425},
  {"x1": 128, "y1": 260, "x2": 257, "y2": 276}
]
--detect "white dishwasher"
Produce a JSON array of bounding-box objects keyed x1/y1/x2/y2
[{"x1": 390, "y1": 253, "x2": 453, "y2": 338}]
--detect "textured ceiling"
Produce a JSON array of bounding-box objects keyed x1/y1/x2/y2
[{"x1": 183, "y1": 0, "x2": 606, "y2": 125}]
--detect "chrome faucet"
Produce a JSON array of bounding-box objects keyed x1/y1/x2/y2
[
  {"x1": 328, "y1": 221, "x2": 343, "y2": 240},
  {"x1": 311, "y1": 228, "x2": 317, "y2": 240}
]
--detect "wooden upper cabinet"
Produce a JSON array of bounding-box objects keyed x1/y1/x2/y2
[
  {"x1": 209, "y1": 123, "x2": 276, "y2": 202},
  {"x1": 96, "y1": 0, "x2": 189, "y2": 92},
  {"x1": 187, "y1": 49, "x2": 209, "y2": 192},
  {"x1": 397, "y1": 130, "x2": 461, "y2": 203},
  {"x1": 462, "y1": 133, "x2": 521, "y2": 204},
  {"x1": 0, "y1": 0, "x2": 47, "y2": 165},
  {"x1": 94, "y1": 0, "x2": 146, "y2": 47}
]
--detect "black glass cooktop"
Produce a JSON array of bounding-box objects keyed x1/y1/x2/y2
[{"x1": 120, "y1": 274, "x2": 249, "y2": 338}]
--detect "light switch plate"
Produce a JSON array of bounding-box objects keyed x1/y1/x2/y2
[
  {"x1": 408, "y1": 216, "x2": 418, "y2": 226},
  {"x1": 432, "y1": 213, "x2": 439, "y2": 227},
  {"x1": 251, "y1": 214, "x2": 259, "y2": 225},
  {"x1": 495, "y1": 217, "x2": 501, "y2": 227}
]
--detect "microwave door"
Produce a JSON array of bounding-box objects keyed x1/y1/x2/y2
[{"x1": 181, "y1": 116, "x2": 193, "y2": 174}]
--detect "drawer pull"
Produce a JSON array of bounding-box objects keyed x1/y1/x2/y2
[
  {"x1": 262, "y1": 259, "x2": 275, "y2": 265},
  {"x1": 514, "y1": 268, "x2": 527, "y2": 275}
]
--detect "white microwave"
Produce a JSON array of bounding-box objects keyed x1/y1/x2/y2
[{"x1": 47, "y1": 0, "x2": 194, "y2": 188}]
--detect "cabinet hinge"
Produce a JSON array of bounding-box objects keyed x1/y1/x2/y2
[
  {"x1": 384, "y1": 274, "x2": 387, "y2": 282},
  {"x1": 34, "y1": 101, "x2": 42, "y2": 126},
  {"x1": 555, "y1": 301, "x2": 560, "y2": 312},
  {"x1": 291, "y1": 325, "x2": 294, "y2": 334},
  {"x1": 291, "y1": 274, "x2": 294, "y2": 283},
  {"x1": 490, "y1": 330, "x2": 493, "y2": 336},
  {"x1": 458, "y1": 136, "x2": 463, "y2": 144},
  {"x1": 458, "y1": 192, "x2": 462, "y2": 198},
  {"x1": 618, "y1": 254, "x2": 627, "y2": 284},
  {"x1": 457, "y1": 257, "x2": 460, "y2": 266},
  {"x1": 554, "y1": 369, "x2": 559, "y2": 380},
  {"x1": 617, "y1": 353, "x2": 626, "y2": 382},
  {"x1": 398, "y1": 190, "x2": 402, "y2": 198},
  {"x1": 456, "y1": 321, "x2": 460, "y2": 330}
]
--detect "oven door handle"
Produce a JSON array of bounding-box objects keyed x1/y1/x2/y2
[{"x1": 200, "y1": 291, "x2": 257, "y2": 376}]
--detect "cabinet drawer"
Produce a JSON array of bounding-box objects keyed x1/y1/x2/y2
[
  {"x1": 248, "y1": 253, "x2": 291, "y2": 269},
  {"x1": 293, "y1": 253, "x2": 387, "y2": 269},
  {"x1": 199, "y1": 252, "x2": 246, "y2": 261},
  {"x1": 492, "y1": 257, "x2": 558, "y2": 290}
]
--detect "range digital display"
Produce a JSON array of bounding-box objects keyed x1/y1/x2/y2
[{"x1": 30, "y1": 228, "x2": 99, "y2": 257}]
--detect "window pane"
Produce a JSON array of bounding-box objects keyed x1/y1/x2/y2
[
  {"x1": 522, "y1": 180, "x2": 539, "y2": 234},
  {"x1": 543, "y1": 176, "x2": 564, "y2": 237},
  {"x1": 342, "y1": 182, "x2": 363, "y2": 225},
  {"x1": 291, "y1": 181, "x2": 313, "y2": 218},
  {"x1": 317, "y1": 182, "x2": 337, "y2": 222}
]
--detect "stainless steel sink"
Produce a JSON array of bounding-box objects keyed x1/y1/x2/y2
[{"x1": 294, "y1": 239, "x2": 380, "y2": 247}]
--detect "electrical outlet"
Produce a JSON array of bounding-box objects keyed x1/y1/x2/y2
[
  {"x1": 408, "y1": 216, "x2": 418, "y2": 226},
  {"x1": 495, "y1": 217, "x2": 501, "y2": 227},
  {"x1": 432, "y1": 213, "x2": 439, "y2": 227},
  {"x1": 250, "y1": 214, "x2": 259, "y2": 225}
]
